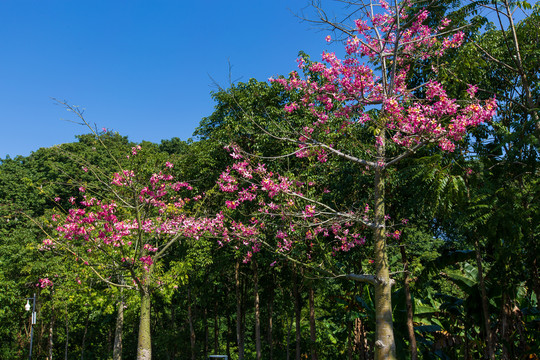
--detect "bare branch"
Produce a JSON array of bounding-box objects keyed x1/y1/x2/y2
[{"x1": 473, "y1": 42, "x2": 518, "y2": 72}]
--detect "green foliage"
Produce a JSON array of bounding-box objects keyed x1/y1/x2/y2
[{"x1": 0, "y1": 2, "x2": 538, "y2": 358}]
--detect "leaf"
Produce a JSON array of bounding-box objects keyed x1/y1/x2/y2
[
  {"x1": 414, "y1": 324, "x2": 442, "y2": 333},
  {"x1": 414, "y1": 298, "x2": 440, "y2": 315},
  {"x1": 416, "y1": 250, "x2": 475, "y2": 283},
  {"x1": 444, "y1": 265, "x2": 478, "y2": 293}
]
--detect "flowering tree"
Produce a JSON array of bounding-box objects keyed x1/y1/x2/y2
[
  {"x1": 43, "y1": 145, "x2": 225, "y2": 360},
  {"x1": 217, "y1": 1, "x2": 497, "y2": 358}
]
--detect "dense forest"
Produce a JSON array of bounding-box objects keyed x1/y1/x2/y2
[{"x1": 0, "y1": 1, "x2": 538, "y2": 359}]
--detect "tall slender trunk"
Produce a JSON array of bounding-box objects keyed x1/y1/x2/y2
[
  {"x1": 267, "y1": 280, "x2": 275, "y2": 360},
  {"x1": 286, "y1": 307, "x2": 293, "y2": 360},
  {"x1": 399, "y1": 242, "x2": 417, "y2": 360},
  {"x1": 500, "y1": 292, "x2": 512, "y2": 359},
  {"x1": 64, "y1": 305, "x2": 69, "y2": 360},
  {"x1": 373, "y1": 136, "x2": 396, "y2": 360},
  {"x1": 214, "y1": 297, "x2": 219, "y2": 354},
  {"x1": 113, "y1": 289, "x2": 124, "y2": 360},
  {"x1": 355, "y1": 317, "x2": 368, "y2": 360},
  {"x1": 235, "y1": 260, "x2": 245, "y2": 360},
  {"x1": 308, "y1": 287, "x2": 318, "y2": 360},
  {"x1": 226, "y1": 314, "x2": 232, "y2": 360},
  {"x1": 532, "y1": 258, "x2": 540, "y2": 302},
  {"x1": 292, "y1": 266, "x2": 302, "y2": 360},
  {"x1": 204, "y1": 307, "x2": 209, "y2": 359},
  {"x1": 187, "y1": 285, "x2": 196, "y2": 360},
  {"x1": 80, "y1": 312, "x2": 90, "y2": 360},
  {"x1": 253, "y1": 260, "x2": 262, "y2": 360},
  {"x1": 48, "y1": 305, "x2": 55, "y2": 360},
  {"x1": 475, "y1": 239, "x2": 494, "y2": 360},
  {"x1": 171, "y1": 306, "x2": 177, "y2": 359},
  {"x1": 137, "y1": 287, "x2": 152, "y2": 360}
]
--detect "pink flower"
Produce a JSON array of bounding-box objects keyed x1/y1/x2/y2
[
  {"x1": 37, "y1": 278, "x2": 54, "y2": 288},
  {"x1": 284, "y1": 102, "x2": 299, "y2": 113},
  {"x1": 303, "y1": 205, "x2": 316, "y2": 218},
  {"x1": 139, "y1": 255, "x2": 153, "y2": 267},
  {"x1": 466, "y1": 84, "x2": 478, "y2": 98},
  {"x1": 226, "y1": 200, "x2": 238, "y2": 209}
]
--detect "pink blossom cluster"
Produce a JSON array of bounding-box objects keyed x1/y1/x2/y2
[
  {"x1": 217, "y1": 153, "x2": 374, "y2": 259},
  {"x1": 269, "y1": 2, "x2": 496, "y2": 159},
  {"x1": 223, "y1": 220, "x2": 261, "y2": 262},
  {"x1": 217, "y1": 144, "x2": 421, "y2": 261},
  {"x1": 39, "y1": 238, "x2": 55, "y2": 251},
  {"x1": 50, "y1": 151, "x2": 227, "y2": 273},
  {"x1": 143, "y1": 243, "x2": 158, "y2": 252},
  {"x1": 388, "y1": 81, "x2": 497, "y2": 151},
  {"x1": 37, "y1": 278, "x2": 53, "y2": 288},
  {"x1": 112, "y1": 170, "x2": 135, "y2": 186}
]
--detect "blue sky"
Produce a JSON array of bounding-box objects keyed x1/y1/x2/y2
[{"x1": 0, "y1": 0, "x2": 341, "y2": 158}]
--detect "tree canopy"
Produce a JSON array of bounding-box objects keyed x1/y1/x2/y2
[{"x1": 0, "y1": 1, "x2": 538, "y2": 359}]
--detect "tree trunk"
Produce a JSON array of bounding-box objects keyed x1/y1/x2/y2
[
  {"x1": 188, "y1": 285, "x2": 196, "y2": 360},
  {"x1": 475, "y1": 239, "x2": 495, "y2": 360},
  {"x1": 80, "y1": 312, "x2": 90, "y2": 360},
  {"x1": 226, "y1": 314, "x2": 232, "y2": 360},
  {"x1": 204, "y1": 307, "x2": 209, "y2": 360},
  {"x1": 531, "y1": 258, "x2": 540, "y2": 303},
  {"x1": 137, "y1": 288, "x2": 152, "y2": 360},
  {"x1": 214, "y1": 297, "x2": 219, "y2": 354},
  {"x1": 64, "y1": 306, "x2": 69, "y2": 360},
  {"x1": 500, "y1": 292, "x2": 511, "y2": 359},
  {"x1": 48, "y1": 305, "x2": 55, "y2": 360},
  {"x1": 309, "y1": 287, "x2": 318, "y2": 360},
  {"x1": 373, "y1": 239, "x2": 396, "y2": 358},
  {"x1": 292, "y1": 266, "x2": 302, "y2": 360},
  {"x1": 268, "y1": 281, "x2": 275, "y2": 360},
  {"x1": 113, "y1": 291, "x2": 124, "y2": 360},
  {"x1": 353, "y1": 284, "x2": 369, "y2": 360},
  {"x1": 399, "y1": 242, "x2": 417, "y2": 360},
  {"x1": 286, "y1": 307, "x2": 293, "y2": 360},
  {"x1": 214, "y1": 286, "x2": 219, "y2": 354},
  {"x1": 253, "y1": 260, "x2": 262, "y2": 360},
  {"x1": 235, "y1": 260, "x2": 245, "y2": 360},
  {"x1": 355, "y1": 317, "x2": 368, "y2": 360},
  {"x1": 372, "y1": 139, "x2": 396, "y2": 360},
  {"x1": 170, "y1": 306, "x2": 177, "y2": 359}
]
